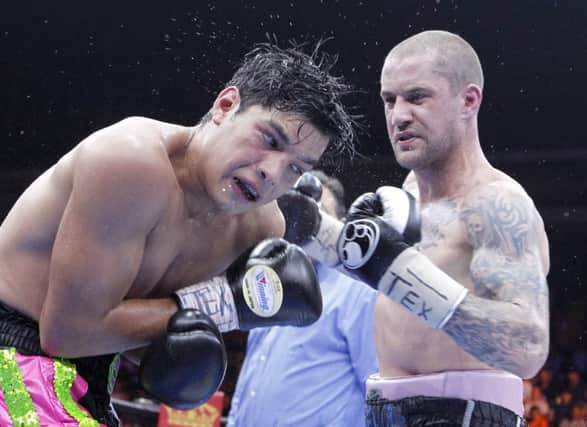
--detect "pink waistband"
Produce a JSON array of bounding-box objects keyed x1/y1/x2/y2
[{"x1": 366, "y1": 370, "x2": 523, "y2": 417}]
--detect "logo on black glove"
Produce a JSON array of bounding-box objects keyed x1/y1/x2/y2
[
  {"x1": 337, "y1": 219, "x2": 380, "y2": 269},
  {"x1": 242, "y1": 266, "x2": 284, "y2": 317}
]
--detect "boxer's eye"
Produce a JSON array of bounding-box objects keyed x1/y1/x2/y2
[
  {"x1": 383, "y1": 96, "x2": 395, "y2": 107},
  {"x1": 406, "y1": 90, "x2": 428, "y2": 104},
  {"x1": 290, "y1": 164, "x2": 303, "y2": 176},
  {"x1": 263, "y1": 133, "x2": 278, "y2": 148}
]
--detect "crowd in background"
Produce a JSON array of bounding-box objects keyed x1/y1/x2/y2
[
  {"x1": 523, "y1": 361, "x2": 586, "y2": 426},
  {"x1": 523, "y1": 307, "x2": 586, "y2": 427}
]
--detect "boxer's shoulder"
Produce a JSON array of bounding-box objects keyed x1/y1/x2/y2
[
  {"x1": 74, "y1": 120, "x2": 175, "y2": 182},
  {"x1": 240, "y1": 200, "x2": 285, "y2": 242},
  {"x1": 84, "y1": 116, "x2": 161, "y2": 141},
  {"x1": 78, "y1": 117, "x2": 179, "y2": 160},
  {"x1": 460, "y1": 174, "x2": 547, "y2": 256},
  {"x1": 461, "y1": 173, "x2": 536, "y2": 214},
  {"x1": 67, "y1": 129, "x2": 175, "y2": 229},
  {"x1": 104, "y1": 116, "x2": 175, "y2": 132}
]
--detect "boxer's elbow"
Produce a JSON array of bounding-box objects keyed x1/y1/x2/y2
[
  {"x1": 39, "y1": 321, "x2": 87, "y2": 358},
  {"x1": 500, "y1": 320, "x2": 549, "y2": 379},
  {"x1": 511, "y1": 348, "x2": 548, "y2": 380},
  {"x1": 39, "y1": 331, "x2": 68, "y2": 357},
  {"x1": 517, "y1": 321, "x2": 549, "y2": 379}
]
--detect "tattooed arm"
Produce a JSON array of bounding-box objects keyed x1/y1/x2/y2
[{"x1": 443, "y1": 183, "x2": 550, "y2": 378}]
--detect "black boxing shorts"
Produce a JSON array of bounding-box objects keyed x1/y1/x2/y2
[{"x1": 365, "y1": 371, "x2": 526, "y2": 427}]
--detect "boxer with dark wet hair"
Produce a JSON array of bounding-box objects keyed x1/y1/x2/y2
[
  {"x1": 0, "y1": 43, "x2": 356, "y2": 426},
  {"x1": 281, "y1": 31, "x2": 549, "y2": 426}
]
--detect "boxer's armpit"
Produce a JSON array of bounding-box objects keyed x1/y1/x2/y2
[{"x1": 443, "y1": 186, "x2": 549, "y2": 378}]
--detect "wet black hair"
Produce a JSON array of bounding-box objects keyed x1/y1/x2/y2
[{"x1": 203, "y1": 41, "x2": 358, "y2": 158}]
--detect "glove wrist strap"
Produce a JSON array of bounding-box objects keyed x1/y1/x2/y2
[
  {"x1": 303, "y1": 210, "x2": 344, "y2": 268},
  {"x1": 175, "y1": 276, "x2": 239, "y2": 333},
  {"x1": 377, "y1": 247, "x2": 468, "y2": 329}
]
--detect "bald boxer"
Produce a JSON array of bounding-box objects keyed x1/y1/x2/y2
[
  {"x1": 0, "y1": 43, "x2": 356, "y2": 426},
  {"x1": 281, "y1": 31, "x2": 549, "y2": 426}
]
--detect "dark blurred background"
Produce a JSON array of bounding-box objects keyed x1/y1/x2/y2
[{"x1": 2, "y1": 0, "x2": 586, "y2": 425}]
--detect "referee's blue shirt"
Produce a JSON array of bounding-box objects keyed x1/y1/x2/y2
[{"x1": 227, "y1": 263, "x2": 379, "y2": 427}]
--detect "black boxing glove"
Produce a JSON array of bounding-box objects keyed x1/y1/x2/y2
[
  {"x1": 338, "y1": 190, "x2": 412, "y2": 282},
  {"x1": 175, "y1": 238, "x2": 322, "y2": 331},
  {"x1": 278, "y1": 173, "x2": 345, "y2": 267},
  {"x1": 278, "y1": 173, "x2": 323, "y2": 245},
  {"x1": 338, "y1": 187, "x2": 468, "y2": 329},
  {"x1": 339, "y1": 186, "x2": 420, "y2": 276},
  {"x1": 139, "y1": 309, "x2": 227, "y2": 410}
]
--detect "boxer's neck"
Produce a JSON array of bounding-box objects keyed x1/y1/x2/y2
[{"x1": 414, "y1": 140, "x2": 489, "y2": 204}]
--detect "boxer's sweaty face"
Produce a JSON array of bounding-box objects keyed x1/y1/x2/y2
[
  {"x1": 209, "y1": 106, "x2": 328, "y2": 213},
  {"x1": 380, "y1": 53, "x2": 461, "y2": 171}
]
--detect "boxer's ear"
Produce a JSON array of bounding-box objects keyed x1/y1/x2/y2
[
  {"x1": 211, "y1": 86, "x2": 241, "y2": 124},
  {"x1": 461, "y1": 83, "x2": 482, "y2": 119}
]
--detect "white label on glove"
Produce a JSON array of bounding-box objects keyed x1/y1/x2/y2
[
  {"x1": 377, "y1": 248, "x2": 468, "y2": 329},
  {"x1": 242, "y1": 266, "x2": 284, "y2": 317}
]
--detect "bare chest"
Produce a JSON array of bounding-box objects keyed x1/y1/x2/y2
[
  {"x1": 129, "y1": 215, "x2": 251, "y2": 298},
  {"x1": 375, "y1": 199, "x2": 487, "y2": 375},
  {"x1": 415, "y1": 199, "x2": 472, "y2": 284}
]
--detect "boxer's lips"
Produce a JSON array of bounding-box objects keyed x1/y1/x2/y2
[
  {"x1": 395, "y1": 132, "x2": 418, "y2": 143},
  {"x1": 233, "y1": 177, "x2": 259, "y2": 202},
  {"x1": 395, "y1": 132, "x2": 419, "y2": 150}
]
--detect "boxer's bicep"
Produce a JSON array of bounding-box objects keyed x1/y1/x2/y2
[
  {"x1": 463, "y1": 186, "x2": 548, "y2": 302},
  {"x1": 443, "y1": 186, "x2": 549, "y2": 378},
  {"x1": 45, "y1": 205, "x2": 147, "y2": 328},
  {"x1": 41, "y1": 144, "x2": 169, "y2": 356}
]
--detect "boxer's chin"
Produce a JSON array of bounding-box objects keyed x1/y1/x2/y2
[
  {"x1": 213, "y1": 186, "x2": 252, "y2": 215},
  {"x1": 394, "y1": 150, "x2": 426, "y2": 170},
  {"x1": 220, "y1": 199, "x2": 251, "y2": 215}
]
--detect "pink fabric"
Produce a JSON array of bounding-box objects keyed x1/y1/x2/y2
[
  {"x1": 367, "y1": 370, "x2": 524, "y2": 417},
  {"x1": 0, "y1": 353, "x2": 103, "y2": 426}
]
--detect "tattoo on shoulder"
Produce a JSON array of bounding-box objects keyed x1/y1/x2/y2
[
  {"x1": 442, "y1": 187, "x2": 550, "y2": 374},
  {"x1": 459, "y1": 187, "x2": 546, "y2": 299},
  {"x1": 461, "y1": 188, "x2": 531, "y2": 257}
]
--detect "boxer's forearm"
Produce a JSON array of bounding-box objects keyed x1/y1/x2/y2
[
  {"x1": 41, "y1": 298, "x2": 177, "y2": 358},
  {"x1": 443, "y1": 293, "x2": 549, "y2": 379}
]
